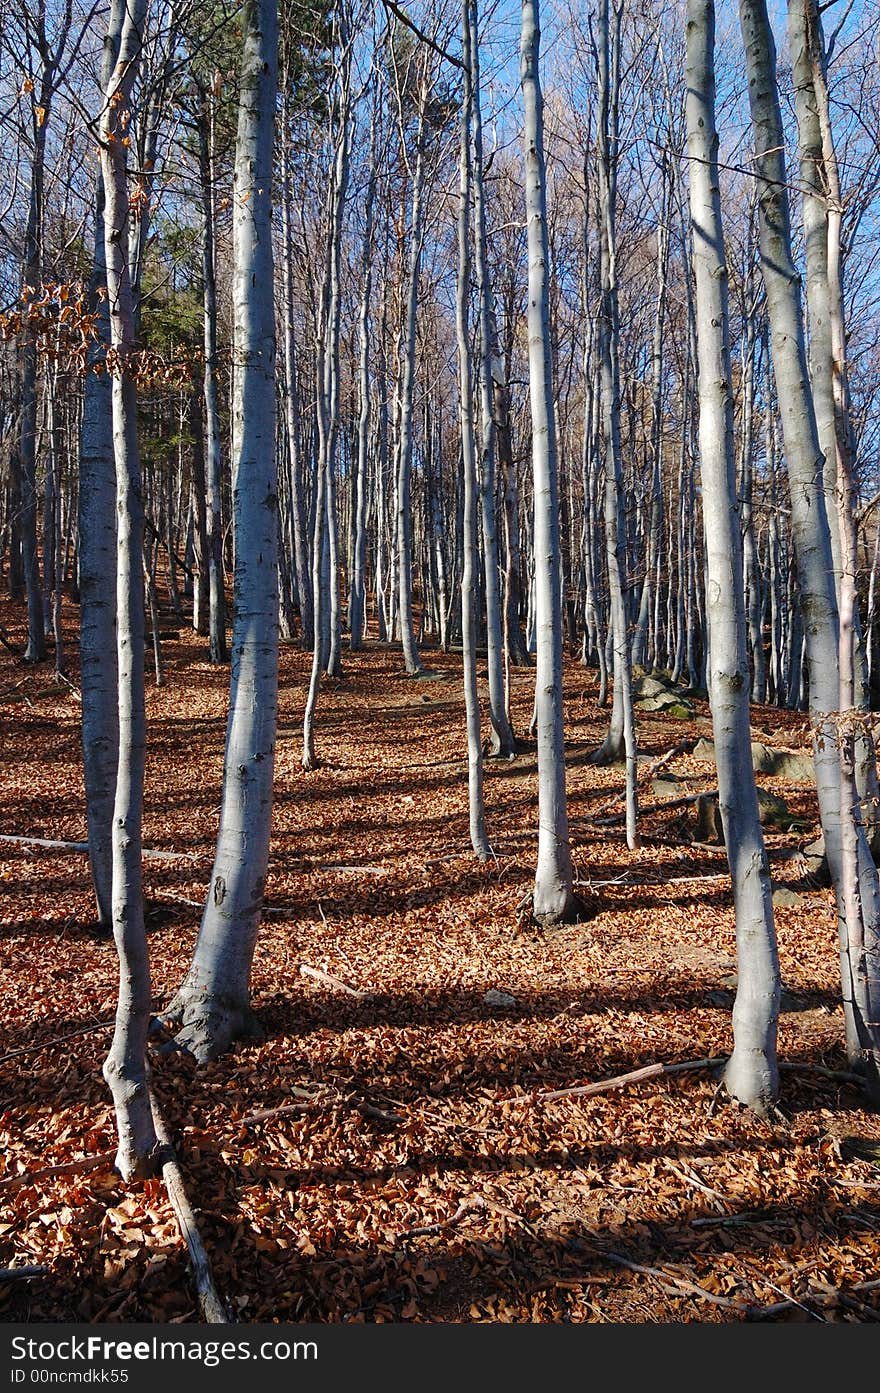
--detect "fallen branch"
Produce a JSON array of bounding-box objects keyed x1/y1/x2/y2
[
  {"x1": 588, "y1": 739, "x2": 697, "y2": 820},
  {"x1": 238, "y1": 1088, "x2": 403, "y2": 1130},
  {"x1": 323, "y1": 865, "x2": 386, "y2": 876},
  {"x1": 0, "y1": 1266, "x2": 48, "y2": 1282},
  {"x1": 395, "y1": 1192, "x2": 528, "y2": 1243},
  {"x1": 778, "y1": 1062, "x2": 864, "y2": 1085},
  {"x1": 239, "y1": 1087, "x2": 321, "y2": 1127},
  {"x1": 299, "y1": 963, "x2": 373, "y2": 1000},
  {"x1": 0, "y1": 833, "x2": 203, "y2": 861},
  {"x1": 600, "y1": 1249, "x2": 752, "y2": 1310},
  {"x1": 0, "y1": 1021, "x2": 113, "y2": 1065},
  {"x1": 589, "y1": 792, "x2": 709, "y2": 828},
  {"x1": 396, "y1": 1199, "x2": 480, "y2": 1241},
  {"x1": 357, "y1": 1102, "x2": 405, "y2": 1124},
  {"x1": 150, "y1": 1094, "x2": 227, "y2": 1324},
  {"x1": 0, "y1": 1151, "x2": 115, "y2": 1190},
  {"x1": 522, "y1": 1057, "x2": 725, "y2": 1104}
]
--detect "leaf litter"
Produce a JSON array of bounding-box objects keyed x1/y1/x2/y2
[{"x1": 1, "y1": 609, "x2": 878, "y2": 1323}]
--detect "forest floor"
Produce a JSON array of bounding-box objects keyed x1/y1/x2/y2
[{"x1": 1, "y1": 595, "x2": 879, "y2": 1324}]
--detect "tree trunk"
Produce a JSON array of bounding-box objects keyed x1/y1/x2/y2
[
  {"x1": 590, "y1": 0, "x2": 638, "y2": 850},
  {"x1": 470, "y1": 0, "x2": 515, "y2": 756},
  {"x1": 99, "y1": 0, "x2": 159, "y2": 1179},
  {"x1": 521, "y1": 0, "x2": 576, "y2": 924},
  {"x1": 198, "y1": 85, "x2": 228, "y2": 664},
  {"x1": 166, "y1": 0, "x2": 279, "y2": 1062},
  {"x1": 457, "y1": 0, "x2": 491, "y2": 859},
  {"x1": 687, "y1": 0, "x2": 779, "y2": 1112},
  {"x1": 739, "y1": 0, "x2": 880, "y2": 1091}
]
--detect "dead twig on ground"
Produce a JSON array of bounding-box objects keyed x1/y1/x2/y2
[
  {"x1": 299, "y1": 963, "x2": 373, "y2": 1000},
  {"x1": 521, "y1": 1057, "x2": 725, "y2": 1103},
  {"x1": 0, "y1": 1266, "x2": 48, "y2": 1281},
  {"x1": 150, "y1": 1093, "x2": 227, "y2": 1324},
  {"x1": 0, "y1": 1151, "x2": 115, "y2": 1190},
  {"x1": 0, "y1": 833, "x2": 203, "y2": 861}
]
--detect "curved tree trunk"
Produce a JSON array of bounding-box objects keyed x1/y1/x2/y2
[{"x1": 739, "y1": 0, "x2": 880, "y2": 1092}]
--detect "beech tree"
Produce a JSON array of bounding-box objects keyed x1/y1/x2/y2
[
  {"x1": 521, "y1": 0, "x2": 576, "y2": 924},
  {"x1": 686, "y1": 0, "x2": 779, "y2": 1112},
  {"x1": 738, "y1": 0, "x2": 880, "y2": 1093},
  {"x1": 166, "y1": 0, "x2": 279, "y2": 1060},
  {"x1": 98, "y1": 0, "x2": 159, "y2": 1178}
]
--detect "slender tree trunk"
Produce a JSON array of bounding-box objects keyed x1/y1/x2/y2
[
  {"x1": 166, "y1": 0, "x2": 279, "y2": 1062},
  {"x1": 739, "y1": 0, "x2": 880, "y2": 1091},
  {"x1": 19, "y1": 66, "x2": 54, "y2": 665},
  {"x1": 687, "y1": 0, "x2": 779, "y2": 1111},
  {"x1": 521, "y1": 0, "x2": 576, "y2": 923},
  {"x1": 349, "y1": 85, "x2": 377, "y2": 652},
  {"x1": 395, "y1": 96, "x2": 427, "y2": 676},
  {"x1": 79, "y1": 168, "x2": 119, "y2": 930},
  {"x1": 99, "y1": 0, "x2": 159, "y2": 1179},
  {"x1": 198, "y1": 85, "x2": 228, "y2": 664},
  {"x1": 456, "y1": 0, "x2": 491, "y2": 858},
  {"x1": 470, "y1": 0, "x2": 515, "y2": 755},
  {"x1": 590, "y1": 0, "x2": 638, "y2": 849}
]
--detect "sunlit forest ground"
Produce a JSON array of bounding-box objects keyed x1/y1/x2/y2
[{"x1": 1, "y1": 592, "x2": 879, "y2": 1322}]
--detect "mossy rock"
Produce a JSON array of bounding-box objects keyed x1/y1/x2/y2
[
  {"x1": 802, "y1": 836, "x2": 831, "y2": 886},
  {"x1": 693, "y1": 794, "x2": 724, "y2": 844},
  {"x1": 637, "y1": 691, "x2": 695, "y2": 717},
  {"x1": 634, "y1": 675, "x2": 673, "y2": 699},
  {"x1": 772, "y1": 886, "x2": 804, "y2": 909},
  {"x1": 771, "y1": 751, "x2": 815, "y2": 783},
  {"x1": 652, "y1": 773, "x2": 682, "y2": 798},
  {"x1": 749, "y1": 742, "x2": 777, "y2": 774},
  {"x1": 664, "y1": 701, "x2": 695, "y2": 720},
  {"x1": 756, "y1": 787, "x2": 790, "y2": 828}
]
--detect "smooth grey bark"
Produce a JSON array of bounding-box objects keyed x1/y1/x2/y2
[
  {"x1": 166, "y1": 0, "x2": 279, "y2": 1062},
  {"x1": 98, "y1": 0, "x2": 158, "y2": 1179},
  {"x1": 794, "y1": 0, "x2": 880, "y2": 853},
  {"x1": 738, "y1": 253, "x2": 767, "y2": 702},
  {"x1": 632, "y1": 151, "x2": 669, "y2": 671},
  {"x1": 394, "y1": 77, "x2": 428, "y2": 676},
  {"x1": 18, "y1": 18, "x2": 62, "y2": 664},
  {"x1": 279, "y1": 96, "x2": 312, "y2": 650},
  {"x1": 302, "y1": 33, "x2": 350, "y2": 764},
  {"x1": 79, "y1": 166, "x2": 119, "y2": 930},
  {"x1": 197, "y1": 82, "x2": 228, "y2": 664},
  {"x1": 687, "y1": 0, "x2": 779, "y2": 1112},
  {"x1": 189, "y1": 383, "x2": 209, "y2": 638},
  {"x1": 457, "y1": 0, "x2": 490, "y2": 859},
  {"x1": 788, "y1": 0, "x2": 880, "y2": 1088},
  {"x1": 470, "y1": 0, "x2": 515, "y2": 756},
  {"x1": 521, "y1": 0, "x2": 576, "y2": 924},
  {"x1": 590, "y1": 0, "x2": 638, "y2": 850},
  {"x1": 739, "y1": 0, "x2": 880, "y2": 1090},
  {"x1": 489, "y1": 299, "x2": 530, "y2": 668},
  {"x1": 349, "y1": 83, "x2": 377, "y2": 653}
]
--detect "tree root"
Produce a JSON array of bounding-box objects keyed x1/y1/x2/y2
[{"x1": 161, "y1": 993, "x2": 265, "y2": 1063}]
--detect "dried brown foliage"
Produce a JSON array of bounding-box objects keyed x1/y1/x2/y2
[{"x1": 1, "y1": 596, "x2": 878, "y2": 1323}]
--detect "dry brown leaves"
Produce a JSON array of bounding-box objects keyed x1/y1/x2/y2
[{"x1": 1, "y1": 595, "x2": 878, "y2": 1324}]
